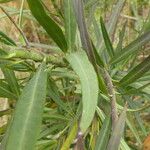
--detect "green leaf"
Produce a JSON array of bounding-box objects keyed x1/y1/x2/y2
[
  {"x1": 5, "y1": 62, "x2": 47, "y2": 150},
  {"x1": 111, "y1": 31, "x2": 150, "y2": 64},
  {"x1": 2, "y1": 68, "x2": 20, "y2": 98},
  {"x1": 97, "y1": 0, "x2": 126, "y2": 54},
  {"x1": 106, "y1": 0, "x2": 126, "y2": 38},
  {"x1": 36, "y1": 139, "x2": 57, "y2": 150},
  {"x1": 100, "y1": 17, "x2": 114, "y2": 58},
  {"x1": 95, "y1": 116, "x2": 111, "y2": 150},
  {"x1": 107, "y1": 106, "x2": 127, "y2": 150},
  {"x1": 115, "y1": 21, "x2": 127, "y2": 53},
  {"x1": 92, "y1": 43, "x2": 105, "y2": 67},
  {"x1": 91, "y1": 44, "x2": 107, "y2": 94},
  {"x1": 64, "y1": 0, "x2": 76, "y2": 51},
  {"x1": 0, "y1": 80, "x2": 17, "y2": 99},
  {"x1": 47, "y1": 78, "x2": 69, "y2": 113},
  {"x1": 0, "y1": 31, "x2": 16, "y2": 46},
  {"x1": 96, "y1": 107, "x2": 131, "y2": 150},
  {"x1": 96, "y1": 107, "x2": 130, "y2": 150},
  {"x1": 67, "y1": 51, "x2": 99, "y2": 133},
  {"x1": 92, "y1": 16, "x2": 102, "y2": 49},
  {"x1": 6, "y1": 61, "x2": 35, "y2": 72},
  {"x1": 120, "y1": 139, "x2": 131, "y2": 150},
  {"x1": 119, "y1": 55, "x2": 150, "y2": 87},
  {"x1": 27, "y1": 0, "x2": 67, "y2": 52},
  {"x1": 126, "y1": 118, "x2": 142, "y2": 145},
  {"x1": 129, "y1": 82, "x2": 150, "y2": 95},
  {"x1": 61, "y1": 122, "x2": 78, "y2": 150},
  {"x1": 126, "y1": 96, "x2": 147, "y2": 137}
]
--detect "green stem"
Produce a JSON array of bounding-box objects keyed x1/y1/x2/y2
[{"x1": 3, "y1": 50, "x2": 65, "y2": 67}]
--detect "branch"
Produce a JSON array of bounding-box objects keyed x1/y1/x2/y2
[
  {"x1": 103, "y1": 69, "x2": 118, "y2": 128},
  {"x1": 0, "y1": 47, "x2": 65, "y2": 67}
]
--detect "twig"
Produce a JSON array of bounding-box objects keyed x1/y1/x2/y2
[
  {"x1": 103, "y1": 69, "x2": 118, "y2": 128},
  {"x1": 0, "y1": 6, "x2": 29, "y2": 47},
  {"x1": 3, "y1": 50, "x2": 65, "y2": 67}
]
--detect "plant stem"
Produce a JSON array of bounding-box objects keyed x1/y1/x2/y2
[
  {"x1": 103, "y1": 69, "x2": 118, "y2": 128},
  {"x1": 1, "y1": 49, "x2": 65, "y2": 67},
  {"x1": 73, "y1": 0, "x2": 96, "y2": 66}
]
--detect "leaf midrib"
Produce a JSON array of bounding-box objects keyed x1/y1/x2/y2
[
  {"x1": 73, "y1": 54, "x2": 91, "y2": 105},
  {"x1": 17, "y1": 67, "x2": 42, "y2": 149}
]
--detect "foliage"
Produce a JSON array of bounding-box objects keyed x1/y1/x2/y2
[{"x1": 0, "y1": 0, "x2": 149, "y2": 150}]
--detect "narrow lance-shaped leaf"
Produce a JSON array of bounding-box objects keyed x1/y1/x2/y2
[
  {"x1": 61, "y1": 122, "x2": 78, "y2": 150},
  {"x1": 98, "y1": 0, "x2": 126, "y2": 53},
  {"x1": 111, "y1": 31, "x2": 150, "y2": 64},
  {"x1": 47, "y1": 78, "x2": 69, "y2": 113},
  {"x1": 126, "y1": 118, "x2": 142, "y2": 145},
  {"x1": 5, "y1": 62, "x2": 47, "y2": 150},
  {"x1": 100, "y1": 17, "x2": 114, "y2": 58},
  {"x1": 106, "y1": 0, "x2": 126, "y2": 39},
  {"x1": 115, "y1": 21, "x2": 127, "y2": 53},
  {"x1": 67, "y1": 51, "x2": 99, "y2": 133},
  {"x1": 92, "y1": 43, "x2": 108, "y2": 94},
  {"x1": 92, "y1": 42, "x2": 105, "y2": 68},
  {"x1": 107, "y1": 105, "x2": 127, "y2": 150},
  {"x1": 0, "y1": 50, "x2": 20, "y2": 100},
  {"x1": 96, "y1": 106, "x2": 131, "y2": 150},
  {"x1": 119, "y1": 55, "x2": 150, "y2": 87},
  {"x1": 125, "y1": 95, "x2": 147, "y2": 137},
  {"x1": 0, "y1": 80, "x2": 17, "y2": 100},
  {"x1": 0, "y1": 31, "x2": 16, "y2": 46},
  {"x1": 92, "y1": 15, "x2": 102, "y2": 49},
  {"x1": 120, "y1": 139, "x2": 131, "y2": 150},
  {"x1": 95, "y1": 116, "x2": 111, "y2": 150},
  {"x1": 27, "y1": 0, "x2": 67, "y2": 52},
  {"x1": 64, "y1": 0, "x2": 76, "y2": 51},
  {"x1": 2, "y1": 68, "x2": 20, "y2": 98}
]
